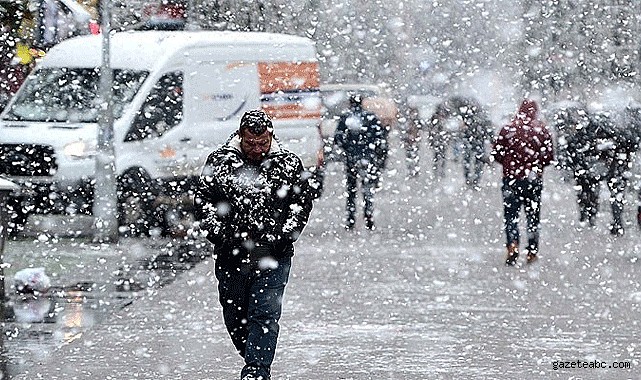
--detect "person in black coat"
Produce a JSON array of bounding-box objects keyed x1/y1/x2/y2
[
  {"x1": 195, "y1": 110, "x2": 316, "y2": 380},
  {"x1": 557, "y1": 107, "x2": 637, "y2": 235},
  {"x1": 457, "y1": 97, "x2": 493, "y2": 188},
  {"x1": 334, "y1": 94, "x2": 388, "y2": 230}
]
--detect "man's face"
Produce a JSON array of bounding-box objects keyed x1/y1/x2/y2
[{"x1": 240, "y1": 128, "x2": 272, "y2": 164}]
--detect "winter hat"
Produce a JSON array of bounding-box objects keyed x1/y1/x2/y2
[
  {"x1": 349, "y1": 93, "x2": 363, "y2": 107},
  {"x1": 240, "y1": 109, "x2": 274, "y2": 135},
  {"x1": 517, "y1": 99, "x2": 538, "y2": 120}
]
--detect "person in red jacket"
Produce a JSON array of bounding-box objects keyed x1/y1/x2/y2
[{"x1": 492, "y1": 99, "x2": 554, "y2": 265}]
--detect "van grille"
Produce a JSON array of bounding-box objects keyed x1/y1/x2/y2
[{"x1": 0, "y1": 144, "x2": 57, "y2": 176}]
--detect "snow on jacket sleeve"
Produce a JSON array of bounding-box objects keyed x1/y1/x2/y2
[
  {"x1": 194, "y1": 150, "x2": 235, "y2": 245},
  {"x1": 273, "y1": 153, "x2": 315, "y2": 245}
]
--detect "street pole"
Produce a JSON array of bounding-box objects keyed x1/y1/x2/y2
[
  {"x1": 186, "y1": 0, "x2": 196, "y2": 30},
  {"x1": 93, "y1": 0, "x2": 119, "y2": 243}
]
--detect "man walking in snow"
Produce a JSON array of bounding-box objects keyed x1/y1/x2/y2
[
  {"x1": 334, "y1": 94, "x2": 388, "y2": 230},
  {"x1": 195, "y1": 110, "x2": 316, "y2": 380},
  {"x1": 492, "y1": 99, "x2": 554, "y2": 266}
]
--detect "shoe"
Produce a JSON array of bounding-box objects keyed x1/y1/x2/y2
[
  {"x1": 610, "y1": 224, "x2": 624, "y2": 236},
  {"x1": 240, "y1": 366, "x2": 269, "y2": 380},
  {"x1": 526, "y1": 252, "x2": 538, "y2": 264},
  {"x1": 505, "y1": 242, "x2": 519, "y2": 266},
  {"x1": 241, "y1": 375, "x2": 267, "y2": 380},
  {"x1": 365, "y1": 217, "x2": 375, "y2": 230}
]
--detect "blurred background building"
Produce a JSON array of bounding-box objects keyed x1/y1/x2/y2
[{"x1": 1, "y1": 0, "x2": 641, "y2": 110}]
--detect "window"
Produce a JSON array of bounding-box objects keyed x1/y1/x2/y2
[
  {"x1": 3, "y1": 68, "x2": 148, "y2": 123},
  {"x1": 125, "y1": 71, "x2": 183, "y2": 141}
]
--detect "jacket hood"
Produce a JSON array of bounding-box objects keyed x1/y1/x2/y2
[{"x1": 516, "y1": 99, "x2": 539, "y2": 122}]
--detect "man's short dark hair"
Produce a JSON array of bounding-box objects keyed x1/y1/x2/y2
[
  {"x1": 349, "y1": 93, "x2": 363, "y2": 107},
  {"x1": 240, "y1": 109, "x2": 274, "y2": 135}
]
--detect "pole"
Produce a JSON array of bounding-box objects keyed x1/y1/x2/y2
[{"x1": 93, "y1": 0, "x2": 119, "y2": 242}]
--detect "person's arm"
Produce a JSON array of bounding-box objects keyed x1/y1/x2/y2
[
  {"x1": 194, "y1": 153, "x2": 233, "y2": 245},
  {"x1": 541, "y1": 126, "x2": 555, "y2": 167},
  {"x1": 333, "y1": 115, "x2": 347, "y2": 149},
  {"x1": 491, "y1": 127, "x2": 508, "y2": 164},
  {"x1": 278, "y1": 158, "x2": 315, "y2": 245}
]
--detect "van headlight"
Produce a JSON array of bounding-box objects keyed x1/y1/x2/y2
[{"x1": 63, "y1": 140, "x2": 97, "y2": 159}]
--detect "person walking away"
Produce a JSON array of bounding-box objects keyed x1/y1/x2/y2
[
  {"x1": 401, "y1": 104, "x2": 423, "y2": 178},
  {"x1": 334, "y1": 94, "x2": 387, "y2": 230},
  {"x1": 460, "y1": 101, "x2": 492, "y2": 188},
  {"x1": 428, "y1": 103, "x2": 450, "y2": 178},
  {"x1": 492, "y1": 99, "x2": 554, "y2": 266},
  {"x1": 552, "y1": 105, "x2": 601, "y2": 226},
  {"x1": 195, "y1": 110, "x2": 316, "y2": 380}
]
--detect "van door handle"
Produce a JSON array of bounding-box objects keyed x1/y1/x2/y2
[{"x1": 180, "y1": 137, "x2": 191, "y2": 142}]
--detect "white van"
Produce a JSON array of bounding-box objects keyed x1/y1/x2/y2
[{"x1": 0, "y1": 30, "x2": 324, "y2": 234}]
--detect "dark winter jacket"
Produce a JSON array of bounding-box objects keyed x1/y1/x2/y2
[
  {"x1": 195, "y1": 132, "x2": 315, "y2": 261},
  {"x1": 334, "y1": 104, "x2": 388, "y2": 169},
  {"x1": 565, "y1": 112, "x2": 637, "y2": 178},
  {"x1": 492, "y1": 99, "x2": 554, "y2": 180}
]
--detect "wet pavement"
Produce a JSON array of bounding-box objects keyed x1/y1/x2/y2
[
  {"x1": 3, "y1": 140, "x2": 641, "y2": 379},
  {"x1": 1, "y1": 236, "x2": 212, "y2": 378}
]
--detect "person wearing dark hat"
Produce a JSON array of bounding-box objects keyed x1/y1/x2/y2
[
  {"x1": 195, "y1": 109, "x2": 316, "y2": 380},
  {"x1": 492, "y1": 99, "x2": 554, "y2": 266},
  {"x1": 334, "y1": 93, "x2": 388, "y2": 230}
]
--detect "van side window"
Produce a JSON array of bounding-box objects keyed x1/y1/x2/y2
[{"x1": 125, "y1": 71, "x2": 183, "y2": 141}]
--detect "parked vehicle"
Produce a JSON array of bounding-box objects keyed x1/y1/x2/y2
[
  {"x1": 0, "y1": 30, "x2": 324, "y2": 235},
  {"x1": 319, "y1": 83, "x2": 396, "y2": 160}
]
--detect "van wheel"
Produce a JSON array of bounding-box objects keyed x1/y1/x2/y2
[
  {"x1": 5, "y1": 197, "x2": 28, "y2": 237},
  {"x1": 117, "y1": 167, "x2": 162, "y2": 237}
]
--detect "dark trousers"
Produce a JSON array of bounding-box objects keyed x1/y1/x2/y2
[
  {"x1": 345, "y1": 159, "x2": 377, "y2": 225},
  {"x1": 215, "y1": 254, "x2": 292, "y2": 379},
  {"x1": 575, "y1": 169, "x2": 627, "y2": 229},
  {"x1": 462, "y1": 141, "x2": 485, "y2": 187},
  {"x1": 501, "y1": 177, "x2": 543, "y2": 253},
  {"x1": 575, "y1": 173, "x2": 600, "y2": 224}
]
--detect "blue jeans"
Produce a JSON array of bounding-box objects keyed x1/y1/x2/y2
[
  {"x1": 501, "y1": 177, "x2": 542, "y2": 253},
  {"x1": 215, "y1": 254, "x2": 291, "y2": 380}
]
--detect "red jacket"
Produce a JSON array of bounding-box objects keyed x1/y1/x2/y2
[{"x1": 492, "y1": 99, "x2": 554, "y2": 180}]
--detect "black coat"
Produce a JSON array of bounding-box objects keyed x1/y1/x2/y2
[
  {"x1": 334, "y1": 105, "x2": 388, "y2": 169},
  {"x1": 195, "y1": 133, "x2": 315, "y2": 261},
  {"x1": 564, "y1": 112, "x2": 636, "y2": 178}
]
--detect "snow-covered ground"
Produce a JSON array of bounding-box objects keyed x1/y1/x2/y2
[
  {"x1": 281, "y1": 136, "x2": 640, "y2": 379},
  {"x1": 5, "y1": 134, "x2": 640, "y2": 379}
]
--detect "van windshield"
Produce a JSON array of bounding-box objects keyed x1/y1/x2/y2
[{"x1": 2, "y1": 68, "x2": 149, "y2": 123}]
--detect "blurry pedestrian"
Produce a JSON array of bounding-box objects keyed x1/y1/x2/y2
[
  {"x1": 557, "y1": 106, "x2": 639, "y2": 235},
  {"x1": 428, "y1": 102, "x2": 451, "y2": 178},
  {"x1": 458, "y1": 98, "x2": 492, "y2": 188},
  {"x1": 195, "y1": 109, "x2": 316, "y2": 380},
  {"x1": 401, "y1": 104, "x2": 423, "y2": 178},
  {"x1": 552, "y1": 105, "x2": 599, "y2": 225},
  {"x1": 586, "y1": 113, "x2": 634, "y2": 235},
  {"x1": 334, "y1": 94, "x2": 388, "y2": 230},
  {"x1": 492, "y1": 99, "x2": 554, "y2": 265}
]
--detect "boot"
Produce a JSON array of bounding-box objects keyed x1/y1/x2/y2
[
  {"x1": 505, "y1": 242, "x2": 519, "y2": 266},
  {"x1": 365, "y1": 216, "x2": 375, "y2": 230},
  {"x1": 526, "y1": 251, "x2": 538, "y2": 264}
]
